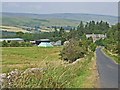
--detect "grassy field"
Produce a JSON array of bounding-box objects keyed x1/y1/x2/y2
[
  {"x1": 2, "y1": 16, "x2": 78, "y2": 27},
  {"x1": 2, "y1": 47, "x2": 62, "y2": 73},
  {"x1": 0, "y1": 26, "x2": 29, "y2": 33},
  {"x1": 1, "y1": 25, "x2": 53, "y2": 33},
  {"x1": 103, "y1": 49, "x2": 119, "y2": 64},
  {"x1": 2, "y1": 47, "x2": 98, "y2": 88}
]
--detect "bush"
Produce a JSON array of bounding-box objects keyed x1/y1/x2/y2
[
  {"x1": 9, "y1": 41, "x2": 20, "y2": 47},
  {"x1": 25, "y1": 42, "x2": 32, "y2": 47},
  {"x1": 20, "y1": 42, "x2": 26, "y2": 47},
  {"x1": 60, "y1": 39, "x2": 85, "y2": 63},
  {"x1": 89, "y1": 43, "x2": 97, "y2": 52},
  {"x1": 2, "y1": 40, "x2": 8, "y2": 47},
  {"x1": 1, "y1": 41, "x2": 32, "y2": 47}
]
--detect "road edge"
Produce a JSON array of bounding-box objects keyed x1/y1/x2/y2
[{"x1": 100, "y1": 47, "x2": 118, "y2": 65}]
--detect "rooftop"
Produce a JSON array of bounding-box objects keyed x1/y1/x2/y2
[
  {"x1": 0, "y1": 38, "x2": 24, "y2": 41},
  {"x1": 40, "y1": 39, "x2": 50, "y2": 42}
]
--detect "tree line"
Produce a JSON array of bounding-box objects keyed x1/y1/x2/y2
[
  {"x1": 1, "y1": 40, "x2": 32, "y2": 47},
  {"x1": 1, "y1": 21, "x2": 119, "y2": 63},
  {"x1": 60, "y1": 21, "x2": 119, "y2": 63},
  {"x1": 2, "y1": 20, "x2": 110, "y2": 42},
  {"x1": 95, "y1": 23, "x2": 119, "y2": 55}
]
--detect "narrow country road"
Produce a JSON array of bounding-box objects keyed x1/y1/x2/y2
[{"x1": 96, "y1": 47, "x2": 119, "y2": 88}]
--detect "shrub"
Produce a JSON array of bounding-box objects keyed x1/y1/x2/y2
[
  {"x1": 20, "y1": 42, "x2": 32, "y2": 47},
  {"x1": 10, "y1": 41, "x2": 20, "y2": 47},
  {"x1": 1, "y1": 41, "x2": 32, "y2": 47},
  {"x1": 2, "y1": 40, "x2": 8, "y2": 47},
  {"x1": 60, "y1": 39, "x2": 85, "y2": 63},
  {"x1": 89, "y1": 43, "x2": 97, "y2": 52},
  {"x1": 25, "y1": 42, "x2": 32, "y2": 47},
  {"x1": 20, "y1": 42, "x2": 26, "y2": 47}
]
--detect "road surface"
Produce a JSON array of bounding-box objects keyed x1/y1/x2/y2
[{"x1": 96, "y1": 47, "x2": 119, "y2": 88}]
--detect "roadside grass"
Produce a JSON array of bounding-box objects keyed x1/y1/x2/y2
[
  {"x1": 2, "y1": 47, "x2": 98, "y2": 88},
  {"x1": 103, "y1": 49, "x2": 119, "y2": 64}
]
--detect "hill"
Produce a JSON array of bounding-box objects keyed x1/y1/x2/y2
[{"x1": 2, "y1": 12, "x2": 117, "y2": 27}]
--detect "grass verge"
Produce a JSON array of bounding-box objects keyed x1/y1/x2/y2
[{"x1": 103, "y1": 49, "x2": 119, "y2": 64}]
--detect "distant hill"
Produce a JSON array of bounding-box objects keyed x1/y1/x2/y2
[{"x1": 2, "y1": 12, "x2": 118, "y2": 27}]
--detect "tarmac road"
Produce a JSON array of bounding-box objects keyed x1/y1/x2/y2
[{"x1": 96, "y1": 47, "x2": 119, "y2": 88}]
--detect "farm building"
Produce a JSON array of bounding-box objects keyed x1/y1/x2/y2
[
  {"x1": 38, "y1": 39, "x2": 53, "y2": 47},
  {"x1": 0, "y1": 38, "x2": 24, "y2": 42},
  {"x1": 51, "y1": 40, "x2": 62, "y2": 46},
  {"x1": 86, "y1": 33, "x2": 106, "y2": 42}
]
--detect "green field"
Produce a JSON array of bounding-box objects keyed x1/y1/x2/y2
[
  {"x1": 2, "y1": 16, "x2": 78, "y2": 27},
  {"x1": 2, "y1": 47, "x2": 62, "y2": 73},
  {"x1": 2, "y1": 47, "x2": 98, "y2": 88}
]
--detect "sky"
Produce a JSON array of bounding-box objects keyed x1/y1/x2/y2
[{"x1": 2, "y1": 2, "x2": 118, "y2": 16}]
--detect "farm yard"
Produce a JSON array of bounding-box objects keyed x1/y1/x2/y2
[{"x1": 1, "y1": 47, "x2": 99, "y2": 88}]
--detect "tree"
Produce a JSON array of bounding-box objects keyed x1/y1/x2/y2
[
  {"x1": 77, "y1": 21, "x2": 84, "y2": 36},
  {"x1": 16, "y1": 32, "x2": 24, "y2": 38},
  {"x1": 60, "y1": 39, "x2": 85, "y2": 63},
  {"x1": 58, "y1": 27, "x2": 67, "y2": 44},
  {"x1": 53, "y1": 27, "x2": 59, "y2": 37},
  {"x1": 59, "y1": 27, "x2": 65, "y2": 37},
  {"x1": 22, "y1": 33, "x2": 34, "y2": 41},
  {"x1": 10, "y1": 41, "x2": 20, "y2": 47},
  {"x1": 25, "y1": 42, "x2": 32, "y2": 47},
  {"x1": 84, "y1": 22, "x2": 89, "y2": 33},
  {"x1": 2, "y1": 40, "x2": 8, "y2": 47},
  {"x1": 67, "y1": 29, "x2": 78, "y2": 40},
  {"x1": 20, "y1": 42, "x2": 26, "y2": 47},
  {"x1": 89, "y1": 43, "x2": 97, "y2": 52}
]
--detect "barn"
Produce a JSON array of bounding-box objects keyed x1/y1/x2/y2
[
  {"x1": 0, "y1": 38, "x2": 24, "y2": 42},
  {"x1": 38, "y1": 39, "x2": 53, "y2": 47}
]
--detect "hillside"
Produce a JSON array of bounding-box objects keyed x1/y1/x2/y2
[{"x1": 2, "y1": 12, "x2": 117, "y2": 27}]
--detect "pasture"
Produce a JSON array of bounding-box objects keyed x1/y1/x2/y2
[
  {"x1": 0, "y1": 26, "x2": 29, "y2": 33},
  {"x1": 2, "y1": 47, "x2": 98, "y2": 88},
  {"x1": 2, "y1": 47, "x2": 62, "y2": 73}
]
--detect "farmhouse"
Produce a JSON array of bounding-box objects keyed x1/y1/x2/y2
[
  {"x1": 86, "y1": 33, "x2": 106, "y2": 42},
  {"x1": 38, "y1": 39, "x2": 53, "y2": 47},
  {"x1": 0, "y1": 38, "x2": 24, "y2": 42}
]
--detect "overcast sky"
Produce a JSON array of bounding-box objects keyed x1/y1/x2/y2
[{"x1": 2, "y1": 2, "x2": 118, "y2": 16}]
